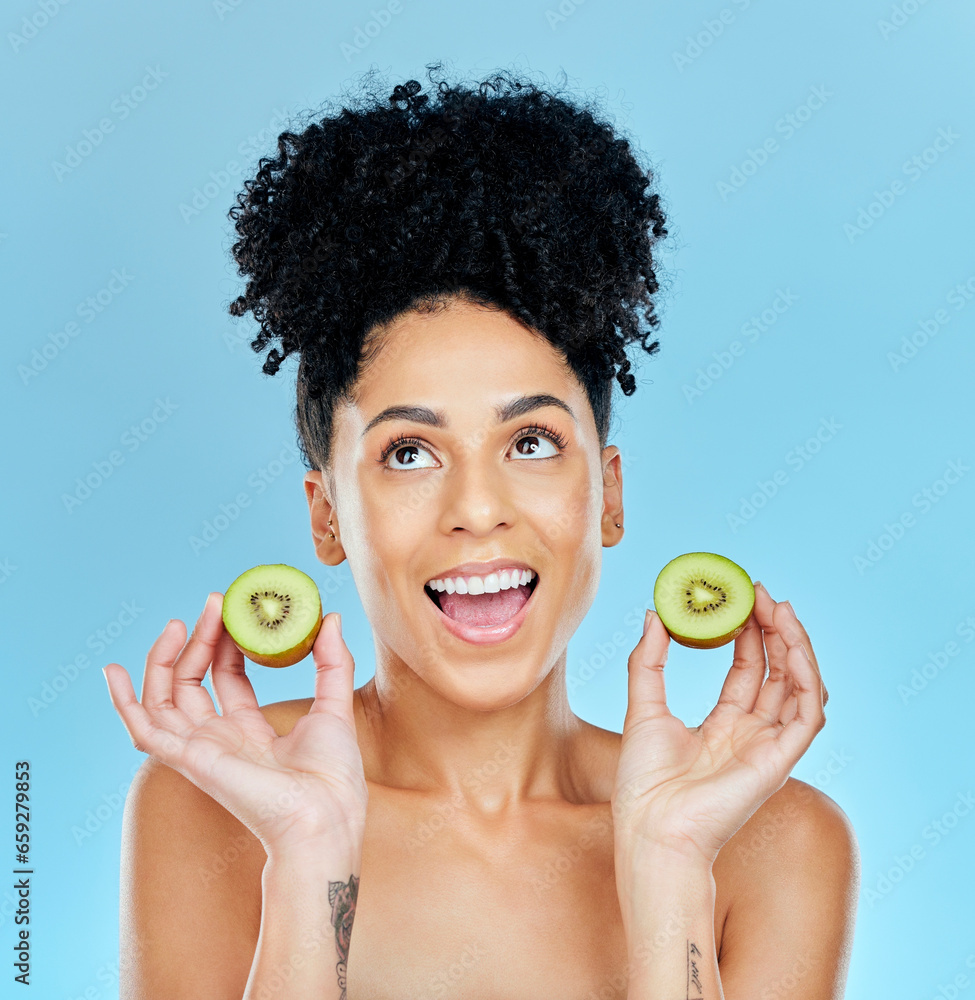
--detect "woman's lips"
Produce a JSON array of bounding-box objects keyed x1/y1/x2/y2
[{"x1": 424, "y1": 576, "x2": 539, "y2": 645}]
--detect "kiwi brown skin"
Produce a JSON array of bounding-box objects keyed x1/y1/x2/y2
[
  {"x1": 228, "y1": 618, "x2": 323, "y2": 668},
  {"x1": 662, "y1": 618, "x2": 751, "y2": 650}
]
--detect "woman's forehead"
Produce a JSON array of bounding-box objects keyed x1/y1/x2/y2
[{"x1": 359, "y1": 302, "x2": 575, "y2": 390}]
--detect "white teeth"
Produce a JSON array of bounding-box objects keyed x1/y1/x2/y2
[{"x1": 425, "y1": 568, "x2": 536, "y2": 593}]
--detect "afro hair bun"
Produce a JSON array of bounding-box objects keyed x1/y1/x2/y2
[{"x1": 227, "y1": 62, "x2": 669, "y2": 471}]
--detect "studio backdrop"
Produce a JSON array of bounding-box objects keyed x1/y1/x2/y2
[{"x1": 3, "y1": 0, "x2": 974, "y2": 997}]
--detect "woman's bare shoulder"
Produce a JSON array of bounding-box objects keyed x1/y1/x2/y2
[
  {"x1": 717, "y1": 776, "x2": 857, "y2": 879},
  {"x1": 257, "y1": 697, "x2": 315, "y2": 735}
]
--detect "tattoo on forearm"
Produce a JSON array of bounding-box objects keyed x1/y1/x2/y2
[
  {"x1": 328, "y1": 874, "x2": 359, "y2": 1000},
  {"x1": 686, "y1": 939, "x2": 703, "y2": 998}
]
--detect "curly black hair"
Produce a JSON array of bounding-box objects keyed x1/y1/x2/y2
[{"x1": 227, "y1": 63, "x2": 670, "y2": 481}]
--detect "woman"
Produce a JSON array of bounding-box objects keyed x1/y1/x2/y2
[{"x1": 102, "y1": 67, "x2": 859, "y2": 999}]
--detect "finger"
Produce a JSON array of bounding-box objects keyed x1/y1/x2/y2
[
  {"x1": 210, "y1": 621, "x2": 261, "y2": 717},
  {"x1": 140, "y1": 617, "x2": 188, "y2": 710},
  {"x1": 168, "y1": 593, "x2": 224, "y2": 724},
  {"x1": 307, "y1": 613, "x2": 356, "y2": 725},
  {"x1": 778, "y1": 677, "x2": 828, "y2": 726},
  {"x1": 772, "y1": 598, "x2": 825, "y2": 696},
  {"x1": 752, "y1": 585, "x2": 795, "y2": 723},
  {"x1": 772, "y1": 641, "x2": 827, "y2": 763},
  {"x1": 752, "y1": 583, "x2": 791, "y2": 669},
  {"x1": 764, "y1": 597, "x2": 825, "y2": 721},
  {"x1": 103, "y1": 654, "x2": 187, "y2": 759},
  {"x1": 625, "y1": 611, "x2": 672, "y2": 724},
  {"x1": 714, "y1": 603, "x2": 766, "y2": 714}
]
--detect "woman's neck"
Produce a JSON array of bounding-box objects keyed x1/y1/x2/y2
[{"x1": 353, "y1": 647, "x2": 596, "y2": 813}]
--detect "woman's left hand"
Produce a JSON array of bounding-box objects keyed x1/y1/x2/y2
[{"x1": 611, "y1": 582, "x2": 829, "y2": 869}]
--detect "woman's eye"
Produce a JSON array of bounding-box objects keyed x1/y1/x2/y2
[
  {"x1": 511, "y1": 433, "x2": 559, "y2": 460},
  {"x1": 386, "y1": 443, "x2": 438, "y2": 470}
]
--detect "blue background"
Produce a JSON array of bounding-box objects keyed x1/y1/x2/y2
[{"x1": 3, "y1": 0, "x2": 974, "y2": 996}]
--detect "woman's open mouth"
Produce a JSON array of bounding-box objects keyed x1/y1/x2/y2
[{"x1": 423, "y1": 572, "x2": 539, "y2": 645}]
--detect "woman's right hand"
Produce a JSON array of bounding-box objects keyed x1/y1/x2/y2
[{"x1": 101, "y1": 592, "x2": 368, "y2": 857}]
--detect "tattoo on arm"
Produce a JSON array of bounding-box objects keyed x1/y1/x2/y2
[
  {"x1": 686, "y1": 939, "x2": 703, "y2": 998},
  {"x1": 328, "y1": 874, "x2": 359, "y2": 1000}
]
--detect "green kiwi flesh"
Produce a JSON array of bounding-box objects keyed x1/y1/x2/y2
[
  {"x1": 222, "y1": 564, "x2": 322, "y2": 667},
  {"x1": 653, "y1": 552, "x2": 755, "y2": 649}
]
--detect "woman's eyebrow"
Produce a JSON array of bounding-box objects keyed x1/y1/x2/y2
[{"x1": 361, "y1": 393, "x2": 576, "y2": 438}]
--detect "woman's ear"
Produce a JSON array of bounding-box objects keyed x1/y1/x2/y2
[
  {"x1": 304, "y1": 470, "x2": 345, "y2": 566},
  {"x1": 600, "y1": 445, "x2": 624, "y2": 547}
]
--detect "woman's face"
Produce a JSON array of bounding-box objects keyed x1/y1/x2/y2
[{"x1": 308, "y1": 296, "x2": 624, "y2": 711}]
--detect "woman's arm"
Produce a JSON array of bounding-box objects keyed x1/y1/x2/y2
[
  {"x1": 616, "y1": 845, "x2": 721, "y2": 999},
  {"x1": 619, "y1": 780, "x2": 859, "y2": 999},
  {"x1": 120, "y1": 756, "x2": 265, "y2": 998},
  {"x1": 120, "y1": 712, "x2": 363, "y2": 1000},
  {"x1": 715, "y1": 780, "x2": 860, "y2": 999},
  {"x1": 246, "y1": 848, "x2": 361, "y2": 1000},
  {"x1": 106, "y1": 601, "x2": 369, "y2": 1000}
]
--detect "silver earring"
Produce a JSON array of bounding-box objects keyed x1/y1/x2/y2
[
  {"x1": 327, "y1": 517, "x2": 335, "y2": 540},
  {"x1": 615, "y1": 522, "x2": 621, "y2": 528}
]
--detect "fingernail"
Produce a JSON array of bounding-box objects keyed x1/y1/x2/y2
[
  {"x1": 334, "y1": 612, "x2": 342, "y2": 637},
  {"x1": 643, "y1": 609, "x2": 655, "y2": 635},
  {"x1": 753, "y1": 580, "x2": 763, "y2": 590},
  {"x1": 784, "y1": 601, "x2": 798, "y2": 618},
  {"x1": 799, "y1": 642, "x2": 811, "y2": 662}
]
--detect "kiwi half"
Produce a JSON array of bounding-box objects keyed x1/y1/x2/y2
[
  {"x1": 652, "y1": 552, "x2": 755, "y2": 649},
  {"x1": 222, "y1": 564, "x2": 323, "y2": 667}
]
